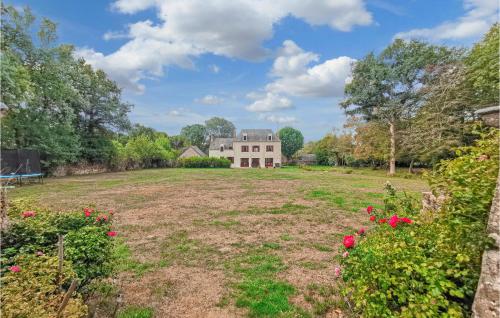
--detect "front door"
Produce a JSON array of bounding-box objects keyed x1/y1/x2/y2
[
  {"x1": 265, "y1": 158, "x2": 273, "y2": 167},
  {"x1": 251, "y1": 158, "x2": 260, "y2": 168}
]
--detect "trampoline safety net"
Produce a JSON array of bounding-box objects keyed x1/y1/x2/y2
[{"x1": 1, "y1": 149, "x2": 42, "y2": 175}]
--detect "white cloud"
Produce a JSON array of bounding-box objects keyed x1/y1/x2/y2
[
  {"x1": 79, "y1": 0, "x2": 372, "y2": 92},
  {"x1": 167, "y1": 110, "x2": 181, "y2": 116},
  {"x1": 394, "y1": 0, "x2": 498, "y2": 41},
  {"x1": 259, "y1": 114, "x2": 297, "y2": 124},
  {"x1": 267, "y1": 40, "x2": 355, "y2": 97},
  {"x1": 103, "y1": 30, "x2": 129, "y2": 41},
  {"x1": 208, "y1": 64, "x2": 220, "y2": 74},
  {"x1": 246, "y1": 92, "x2": 293, "y2": 112},
  {"x1": 245, "y1": 40, "x2": 355, "y2": 113},
  {"x1": 195, "y1": 95, "x2": 224, "y2": 105}
]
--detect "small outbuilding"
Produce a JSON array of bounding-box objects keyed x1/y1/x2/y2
[
  {"x1": 297, "y1": 154, "x2": 317, "y2": 166},
  {"x1": 178, "y1": 146, "x2": 206, "y2": 159}
]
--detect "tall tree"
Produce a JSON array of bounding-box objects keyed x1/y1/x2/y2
[
  {"x1": 341, "y1": 39, "x2": 456, "y2": 174},
  {"x1": 181, "y1": 124, "x2": 207, "y2": 150},
  {"x1": 0, "y1": 5, "x2": 132, "y2": 169},
  {"x1": 205, "y1": 117, "x2": 235, "y2": 139},
  {"x1": 278, "y1": 127, "x2": 304, "y2": 159},
  {"x1": 465, "y1": 23, "x2": 499, "y2": 106}
]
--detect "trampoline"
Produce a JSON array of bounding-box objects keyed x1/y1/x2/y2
[{"x1": 0, "y1": 149, "x2": 44, "y2": 185}]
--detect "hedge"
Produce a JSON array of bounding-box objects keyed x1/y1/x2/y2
[{"x1": 178, "y1": 157, "x2": 231, "y2": 168}]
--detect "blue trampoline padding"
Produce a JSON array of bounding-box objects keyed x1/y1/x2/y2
[
  {"x1": 0, "y1": 173, "x2": 43, "y2": 178},
  {"x1": 0, "y1": 175, "x2": 19, "y2": 179},
  {"x1": 19, "y1": 173, "x2": 43, "y2": 177}
]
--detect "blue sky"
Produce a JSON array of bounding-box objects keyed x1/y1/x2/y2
[{"x1": 10, "y1": 0, "x2": 498, "y2": 140}]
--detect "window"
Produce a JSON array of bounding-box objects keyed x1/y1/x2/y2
[
  {"x1": 240, "y1": 158, "x2": 249, "y2": 167},
  {"x1": 268, "y1": 134, "x2": 272, "y2": 141},
  {"x1": 265, "y1": 158, "x2": 273, "y2": 167},
  {"x1": 252, "y1": 145, "x2": 260, "y2": 152},
  {"x1": 243, "y1": 134, "x2": 247, "y2": 141},
  {"x1": 241, "y1": 145, "x2": 249, "y2": 152},
  {"x1": 228, "y1": 157, "x2": 234, "y2": 164},
  {"x1": 266, "y1": 145, "x2": 274, "y2": 152},
  {"x1": 220, "y1": 145, "x2": 224, "y2": 152}
]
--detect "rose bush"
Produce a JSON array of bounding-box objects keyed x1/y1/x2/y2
[
  {"x1": 1, "y1": 201, "x2": 118, "y2": 318},
  {"x1": 339, "y1": 129, "x2": 499, "y2": 317}
]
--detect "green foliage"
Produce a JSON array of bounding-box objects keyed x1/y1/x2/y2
[
  {"x1": 1, "y1": 255, "x2": 87, "y2": 318},
  {"x1": 118, "y1": 306, "x2": 154, "y2": 318},
  {"x1": 181, "y1": 124, "x2": 207, "y2": 150},
  {"x1": 178, "y1": 156, "x2": 231, "y2": 168},
  {"x1": 205, "y1": 117, "x2": 236, "y2": 138},
  {"x1": 465, "y1": 24, "x2": 499, "y2": 105},
  {"x1": 340, "y1": 130, "x2": 499, "y2": 317},
  {"x1": 0, "y1": 5, "x2": 131, "y2": 170},
  {"x1": 278, "y1": 127, "x2": 304, "y2": 159},
  {"x1": 1, "y1": 204, "x2": 101, "y2": 260},
  {"x1": 309, "y1": 133, "x2": 355, "y2": 166},
  {"x1": 230, "y1": 248, "x2": 302, "y2": 317},
  {"x1": 65, "y1": 226, "x2": 113, "y2": 285},
  {"x1": 429, "y1": 128, "x2": 500, "y2": 222},
  {"x1": 110, "y1": 133, "x2": 175, "y2": 169}
]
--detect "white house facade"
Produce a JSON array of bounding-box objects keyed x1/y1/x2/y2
[{"x1": 209, "y1": 129, "x2": 282, "y2": 168}]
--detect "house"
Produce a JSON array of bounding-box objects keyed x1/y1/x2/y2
[
  {"x1": 209, "y1": 129, "x2": 281, "y2": 168},
  {"x1": 178, "y1": 145, "x2": 206, "y2": 159}
]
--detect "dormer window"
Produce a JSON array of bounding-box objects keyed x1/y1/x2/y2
[
  {"x1": 243, "y1": 133, "x2": 247, "y2": 141},
  {"x1": 268, "y1": 134, "x2": 272, "y2": 141},
  {"x1": 220, "y1": 145, "x2": 224, "y2": 152}
]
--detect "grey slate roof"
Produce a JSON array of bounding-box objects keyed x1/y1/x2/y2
[
  {"x1": 181, "y1": 145, "x2": 207, "y2": 157},
  {"x1": 209, "y1": 138, "x2": 234, "y2": 150},
  {"x1": 190, "y1": 145, "x2": 207, "y2": 156},
  {"x1": 209, "y1": 129, "x2": 279, "y2": 150},
  {"x1": 236, "y1": 129, "x2": 279, "y2": 142}
]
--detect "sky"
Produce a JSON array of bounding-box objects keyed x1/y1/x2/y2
[{"x1": 9, "y1": 0, "x2": 499, "y2": 141}]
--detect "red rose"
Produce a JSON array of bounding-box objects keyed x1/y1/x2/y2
[
  {"x1": 379, "y1": 218, "x2": 387, "y2": 224},
  {"x1": 84, "y1": 211, "x2": 91, "y2": 217},
  {"x1": 357, "y1": 227, "x2": 365, "y2": 235},
  {"x1": 369, "y1": 215, "x2": 376, "y2": 222},
  {"x1": 107, "y1": 231, "x2": 117, "y2": 237},
  {"x1": 400, "y1": 217, "x2": 412, "y2": 224},
  {"x1": 343, "y1": 235, "x2": 355, "y2": 248},
  {"x1": 389, "y1": 215, "x2": 399, "y2": 228},
  {"x1": 366, "y1": 206, "x2": 373, "y2": 214}
]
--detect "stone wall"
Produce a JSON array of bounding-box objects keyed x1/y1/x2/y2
[
  {"x1": 52, "y1": 163, "x2": 109, "y2": 177},
  {"x1": 472, "y1": 174, "x2": 500, "y2": 317}
]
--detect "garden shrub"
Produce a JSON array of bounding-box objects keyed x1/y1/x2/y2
[
  {"x1": 339, "y1": 129, "x2": 499, "y2": 317},
  {"x1": 1, "y1": 202, "x2": 117, "y2": 318},
  {"x1": 178, "y1": 156, "x2": 231, "y2": 168},
  {"x1": 65, "y1": 226, "x2": 114, "y2": 285},
  {"x1": 1, "y1": 203, "x2": 108, "y2": 264},
  {"x1": 1, "y1": 254, "x2": 87, "y2": 318}
]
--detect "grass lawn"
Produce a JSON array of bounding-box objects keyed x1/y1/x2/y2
[{"x1": 11, "y1": 166, "x2": 427, "y2": 317}]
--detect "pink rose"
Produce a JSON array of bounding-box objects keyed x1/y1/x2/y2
[
  {"x1": 342, "y1": 251, "x2": 349, "y2": 258},
  {"x1": 9, "y1": 266, "x2": 21, "y2": 273},
  {"x1": 334, "y1": 266, "x2": 341, "y2": 277},
  {"x1": 22, "y1": 211, "x2": 35, "y2": 218}
]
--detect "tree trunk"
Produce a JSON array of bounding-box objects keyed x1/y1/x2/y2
[
  {"x1": 408, "y1": 159, "x2": 414, "y2": 174},
  {"x1": 389, "y1": 121, "x2": 396, "y2": 175}
]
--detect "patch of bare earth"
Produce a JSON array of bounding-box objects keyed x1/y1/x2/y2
[{"x1": 92, "y1": 176, "x2": 365, "y2": 317}]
